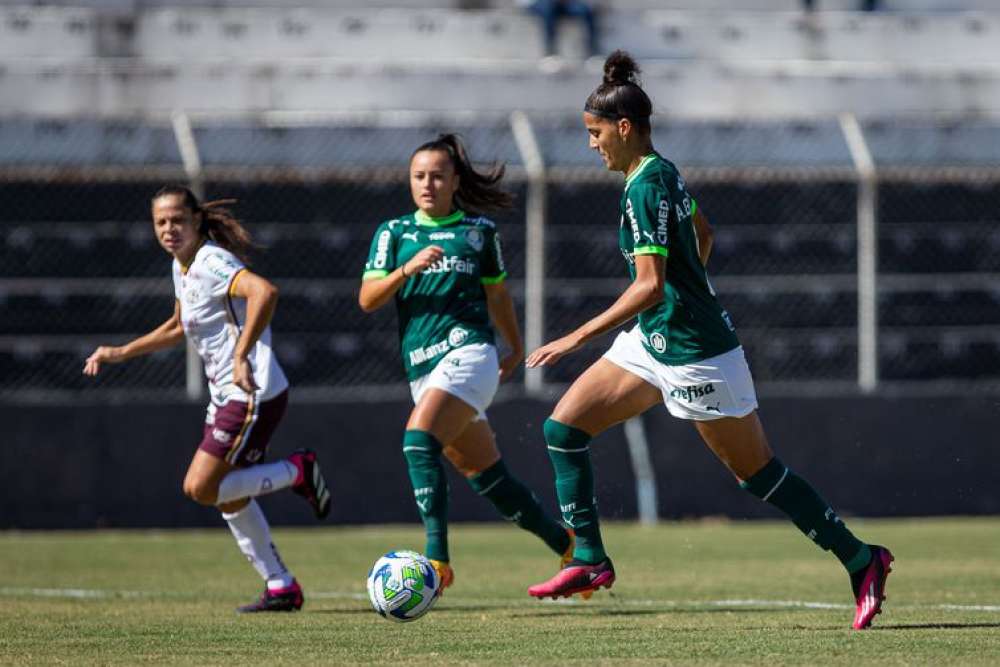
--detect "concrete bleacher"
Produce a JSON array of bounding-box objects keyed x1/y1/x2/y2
[
  {"x1": 3, "y1": 5, "x2": 998, "y2": 63},
  {"x1": 2, "y1": 4, "x2": 1000, "y2": 116}
]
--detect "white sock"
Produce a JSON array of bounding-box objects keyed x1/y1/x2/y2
[
  {"x1": 216, "y1": 460, "x2": 297, "y2": 505},
  {"x1": 222, "y1": 499, "x2": 294, "y2": 589}
]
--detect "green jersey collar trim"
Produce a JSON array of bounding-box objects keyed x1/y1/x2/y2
[
  {"x1": 415, "y1": 209, "x2": 465, "y2": 227},
  {"x1": 624, "y1": 153, "x2": 659, "y2": 188}
]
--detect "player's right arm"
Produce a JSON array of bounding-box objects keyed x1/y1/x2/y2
[
  {"x1": 83, "y1": 300, "x2": 185, "y2": 376},
  {"x1": 358, "y1": 223, "x2": 443, "y2": 313}
]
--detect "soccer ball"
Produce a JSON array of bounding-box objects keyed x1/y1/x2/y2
[{"x1": 366, "y1": 550, "x2": 439, "y2": 622}]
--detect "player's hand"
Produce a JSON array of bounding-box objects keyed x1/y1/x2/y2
[
  {"x1": 403, "y1": 245, "x2": 445, "y2": 277},
  {"x1": 232, "y1": 355, "x2": 259, "y2": 393},
  {"x1": 83, "y1": 346, "x2": 124, "y2": 376},
  {"x1": 498, "y1": 348, "x2": 524, "y2": 383},
  {"x1": 525, "y1": 334, "x2": 583, "y2": 368}
]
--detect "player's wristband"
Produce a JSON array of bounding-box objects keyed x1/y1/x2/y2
[{"x1": 400, "y1": 263, "x2": 409, "y2": 278}]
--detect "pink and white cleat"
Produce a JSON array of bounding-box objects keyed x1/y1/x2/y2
[
  {"x1": 288, "y1": 449, "x2": 331, "y2": 519},
  {"x1": 851, "y1": 545, "x2": 894, "y2": 629},
  {"x1": 528, "y1": 559, "x2": 615, "y2": 600},
  {"x1": 237, "y1": 579, "x2": 304, "y2": 613}
]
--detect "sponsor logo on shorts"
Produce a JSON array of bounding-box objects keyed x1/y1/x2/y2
[
  {"x1": 212, "y1": 428, "x2": 232, "y2": 443},
  {"x1": 669, "y1": 382, "x2": 716, "y2": 403},
  {"x1": 649, "y1": 332, "x2": 667, "y2": 353},
  {"x1": 246, "y1": 450, "x2": 263, "y2": 463}
]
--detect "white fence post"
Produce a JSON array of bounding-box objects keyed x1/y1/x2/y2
[
  {"x1": 839, "y1": 113, "x2": 879, "y2": 394},
  {"x1": 623, "y1": 415, "x2": 659, "y2": 525},
  {"x1": 510, "y1": 110, "x2": 547, "y2": 396},
  {"x1": 171, "y1": 110, "x2": 205, "y2": 401}
]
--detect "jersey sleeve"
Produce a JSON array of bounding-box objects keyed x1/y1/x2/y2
[
  {"x1": 363, "y1": 222, "x2": 397, "y2": 280},
  {"x1": 480, "y1": 226, "x2": 507, "y2": 285},
  {"x1": 625, "y1": 181, "x2": 671, "y2": 258},
  {"x1": 202, "y1": 247, "x2": 247, "y2": 299}
]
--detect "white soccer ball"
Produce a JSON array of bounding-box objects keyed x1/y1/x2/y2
[{"x1": 366, "y1": 550, "x2": 440, "y2": 622}]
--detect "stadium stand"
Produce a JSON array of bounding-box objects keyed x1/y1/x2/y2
[{"x1": 0, "y1": 1, "x2": 998, "y2": 398}]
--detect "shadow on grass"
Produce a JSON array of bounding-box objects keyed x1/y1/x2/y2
[
  {"x1": 512, "y1": 607, "x2": 800, "y2": 618},
  {"x1": 874, "y1": 622, "x2": 1000, "y2": 631},
  {"x1": 309, "y1": 606, "x2": 512, "y2": 615}
]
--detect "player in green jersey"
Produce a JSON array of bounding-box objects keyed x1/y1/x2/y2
[
  {"x1": 359, "y1": 134, "x2": 574, "y2": 595},
  {"x1": 525, "y1": 52, "x2": 893, "y2": 630}
]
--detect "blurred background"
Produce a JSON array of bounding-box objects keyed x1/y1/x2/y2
[{"x1": 2, "y1": 0, "x2": 998, "y2": 527}]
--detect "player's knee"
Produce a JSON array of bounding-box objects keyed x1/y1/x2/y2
[{"x1": 183, "y1": 479, "x2": 218, "y2": 506}]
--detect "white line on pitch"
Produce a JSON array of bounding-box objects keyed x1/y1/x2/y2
[{"x1": 4, "y1": 587, "x2": 1000, "y2": 613}]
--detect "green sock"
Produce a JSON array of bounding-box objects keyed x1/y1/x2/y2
[
  {"x1": 543, "y1": 418, "x2": 606, "y2": 564},
  {"x1": 742, "y1": 457, "x2": 871, "y2": 573},
  {"x1": 403, "y1": 430, "x2": 449, "y2": 562},
  {"x1": 468, "y1": 459, "x2": 570, "y2": 556}
]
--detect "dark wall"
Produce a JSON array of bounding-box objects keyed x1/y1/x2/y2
[{"x1": 2, "y1": 396, "x2": 997, "y2": 529}]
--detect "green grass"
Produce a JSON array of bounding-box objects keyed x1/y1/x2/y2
[{"x1": 2, "y1": 518, "x2": 999, "y2": 665}]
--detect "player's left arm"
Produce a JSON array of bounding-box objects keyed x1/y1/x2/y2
[
  {"x1": 484, "y1": 281, "x2": 523, "y2": 382},
  {"x1": 229, "y1": 269, "x2": 279, "y2": 393},
  {"x1": 692, "y1": 203, "x2": 713, "y2": 267}
]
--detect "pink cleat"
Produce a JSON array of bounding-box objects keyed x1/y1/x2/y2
[
  {"x1": 528, "y1": 559, "x2": 615, "y2": 600},
  {"x1": 237, "y1": 579, "x2": 304, "y2": 613},
  {"x1": 852, "y1": 545, "x2": 894, "y2": 630},
  {"x1": 559, "y1": 529, "x2": 592, "y2": 600},
  {"x1": 288, "y1": 449, "x2": 331, "y2": 519}
]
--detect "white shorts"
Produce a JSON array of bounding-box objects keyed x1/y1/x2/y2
[
  {"x1": 603, "y1": 326, "x2": 759, "y2": 421},
  {"x1": 409, "y1": 343, "x2": 499, "y2": 420}
]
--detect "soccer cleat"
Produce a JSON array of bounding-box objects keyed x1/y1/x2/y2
[
  {"x1": 851, "y1": 545, "x2": 894, "y2": 630},
  {"x1": 559, "y1": 529, "x2": 593, "y2": 600},
  {"x1": 288, "y1": 449, "x2": 331, "y2": 519},
  {"x1": 237, "y1": 579, "x2": 304, "y2": 613},
  {"x1": 428, "y1": 559, "x2": 454, "y2": 596},
  {"x1": 528, "y1": 558, "x2": 615, "y2": 600}
]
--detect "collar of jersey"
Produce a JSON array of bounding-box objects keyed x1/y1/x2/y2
[
  {"x1": 414, "y1": 209, "x2": 465, "y2": 227},
  {"x1": 179, "y1": 239, "x2": 207, "y2": 275},
  {"x1": 624, "y1": 153, "x2": 659, "y2": 189}
]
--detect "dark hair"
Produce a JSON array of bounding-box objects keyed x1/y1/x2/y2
[
  {"x1": 152, "y1": 185, "x2": 257, "y2": 265},
  {"x1": 411, "y1": 134, "x2": 514, "y2": 214},
  {"x1": 584, "y1": 50, "x2": 653, "y2": 134}
]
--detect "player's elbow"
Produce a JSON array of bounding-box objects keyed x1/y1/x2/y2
[
  {"x1": 637, "y1": 279, "x2": 663, "y2": 309},
  {"x1": 358, "y1": 288, "x2": 380, "y2": 313},
  {"x1": 261, "y1": 281, "x2": 279, "y2": 306}
]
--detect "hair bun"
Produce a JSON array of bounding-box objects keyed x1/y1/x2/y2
[{"x1": 603, "y1": 50, "x2": 640, "y2": 86}]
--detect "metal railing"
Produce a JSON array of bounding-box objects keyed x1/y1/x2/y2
[{"x1": 1, "y1": 112, "x2": 998, "y2": 403}]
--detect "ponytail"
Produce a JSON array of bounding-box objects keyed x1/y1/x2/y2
[
  {"x1": 152, "y1": 185, "x2": 257, "y2": 265},
  {"x1": 411, "y1": 134, "x2": 514, "y2": 215},
  {"x1": 584, "y1": 50, "x2": 653, "y2": 134}
]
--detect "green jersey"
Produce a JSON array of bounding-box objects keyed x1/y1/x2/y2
[
  {"x1": 620, "y1": 153, "x2": 739, "y2": 365},
  {"x1": 363, "y1": 209, "x2": 507, "y2": 381}
]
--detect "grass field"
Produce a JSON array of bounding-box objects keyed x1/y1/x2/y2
[{"x1": 2, "y1": 518, "x2": 999, "y2": 665}]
